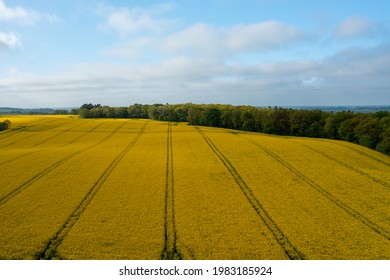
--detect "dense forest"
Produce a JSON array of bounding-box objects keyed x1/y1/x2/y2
[{"x1": 72, "y1": 103, "x2": 390, "y2": 155}]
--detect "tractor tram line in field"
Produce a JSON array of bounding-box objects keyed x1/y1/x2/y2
[
  {"x1": 311, "y1": 137, "x2": 390, "y2": 167},
  {"x1": 0, "y1": 150, "x2": 43, "y2": 167},
  {"x1": 36, "y1": 121, "x2": 149, "y2": 259},
  {"x1": 61, "y1": 121, "x2": 106, "y2": 146},
  {"x1": 0, "y1": 117, "x2": 49, "y2": 139},
  {"x1": 0, "y1": 122, "x2": 104, "y2": 167},
  {"x1": 161, "y1": 123, "x2": 182, "y2": 260},
  {"x1": 0, "y1": 117, "x2": 62, "y2": 142},
  {"x1": 334, "y1": 141, "x2": 390, "y2": 167},
  {"x1": 293, "y1": 141, "x2": 390, "y2": 190},
  {"x1": 195, "y1": 127, "x2": 304, "y2": 260},
  {"x1": 26, "y1": 121, "x2": 86, "y2": 149},
  {"x1": 0, "y1": 121, "x2": 128, "y2": 206},
  {"x1": 0, "y1": 130, "x2": 41, "y2": 148},
  {"x1": 1, "y1": 120, "x2": 85, "y2": 149},
  {"x1": 240, "y1": 135, "x2": 390, "y2": 241},
  {"x1": 1, "y1": 118, "x2": 389, "y2": 259}
]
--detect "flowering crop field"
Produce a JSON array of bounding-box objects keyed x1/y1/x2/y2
[{"x1": 0, "y1": 116, "x2": 389, "y2": 260}]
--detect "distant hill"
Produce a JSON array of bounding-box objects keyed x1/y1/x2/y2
[
  {"x1": 2, "y1": 105, "x2": 389, "y2": 114},
  {"x1": 0, "y1": 107, "x2": 55, "y2": 114}
]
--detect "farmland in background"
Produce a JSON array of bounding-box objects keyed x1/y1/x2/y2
[{"x1": 0, "y1": 116, "x2": 389, "y2": 260}]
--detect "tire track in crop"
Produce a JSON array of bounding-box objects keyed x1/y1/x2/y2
[
  {"x1": 161, "y1": 123, "x2": 182, "y2": 260},
  {"x1": 0, "y1": 122, "x2": 104, "y2": 167},
  {"x1": 0, "y1": 131, "x2": 40, "y2": 148},
  {"x1": 36, "y1": 121, "x2": 149, "y2": 260},
  {"x1": 61, "y1": 121, "x2": 105, "y2": 146},
  {"x1": 26, "y1": 121, "x2": 85, "y2": 149},
  {"x1": 240, "y1": 135, "x2": 390, "y2": 241},
  {"x1": 196, "y1": 127, "x2": 304, "y2": 260},
  {"x1": 0, "y1": 118, "x2": 68, "y2": 146},
  {"x1": 0, "y1": 118, "x2": 59, "y2": 141},
  {"x1": 293, "y1": 141, "x2": 390, "y2": 190},
  {"x1": 0, "y1": 121, "x2": 127, "y2": 206},
  {"x1": 1, "y1": 121, "x2": 84, "y2": 149},
  {"x1": 0, "y1": 150, "x2": 43, "y2": 167},
  {"x1": 333, "y1": 141, "x2": 390, "y2": 167}
]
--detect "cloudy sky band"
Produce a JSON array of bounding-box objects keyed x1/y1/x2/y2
[{"x1": 0, "y1": 0, "x2": 389, "y2": 107}]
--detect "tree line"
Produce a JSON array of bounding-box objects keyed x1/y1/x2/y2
[
  {"x1": 74, "y1": 103, "x2": 390, "y2": 155},
  {"x1": 0, "y1": 120, "x2": 11, "y2": 131}
]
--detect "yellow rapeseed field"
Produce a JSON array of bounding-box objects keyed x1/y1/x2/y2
[
  {"x1": 57, "y1": 121, "x2": 167, "y2": 259},
  {"x1": 242, "y1": 133, "x2": 390, "y2": 236},
  {"x1": 0, "y1": 117, "x2": 144, "y2": 259},
  {"x1": 202, "y1": 128, "x2": 390, "y2": 259},
  {"x1": 0, "y1": 116, "x2": 389, "y2": 259},
  {"x1": 172, "y1": 124, "x2": 290, "y2": 260}
]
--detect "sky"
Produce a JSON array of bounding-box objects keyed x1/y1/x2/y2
[{"x1": 0, "y1": 0, "x2": 390, "y2": 108}]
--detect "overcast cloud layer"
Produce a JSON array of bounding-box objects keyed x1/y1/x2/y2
[{"x1": 0, "y1": 0, "x2": 389, "y2": 107}]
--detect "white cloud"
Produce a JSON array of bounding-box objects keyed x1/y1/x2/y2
[
  {"x1": 161, "y1": 21, "x2": 304, "y2": 55},
  {"x1": 0, "y1": 0, "x2": 33, "y2": 22},
  {"x1": 1, "y1": 3, "x2": 389, "y2": 108},
  {"x1": 0, "y1": 31, "x2": 20, "y2": 49},
  {"x1": 1, "y1": 45, "x2": 390, "y2": 107},
  {"x1": 0, "y1": 0, "x2": 60, "y2": 24},
  {"x1": 104, "y1": 20, "x2": 305, "y2": 61},
  {"x1": 98, "y1": 2, "x2": 305, "y2": 62},
  {"x1": 160, "y1": 23, "x2": 220, "y2": 55},
  {"x1": 333, "y1": 16, "x2": 374, "y2": 39},
  {"x1": 224, "y1": 21, "x2": 304, "y2": 52},
  {"x1": 98, "y1": 3, "x2": 176, "y2": 36},
  {"x1": 102, "y1": 37, "x2": 156, "y2": 60}
]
